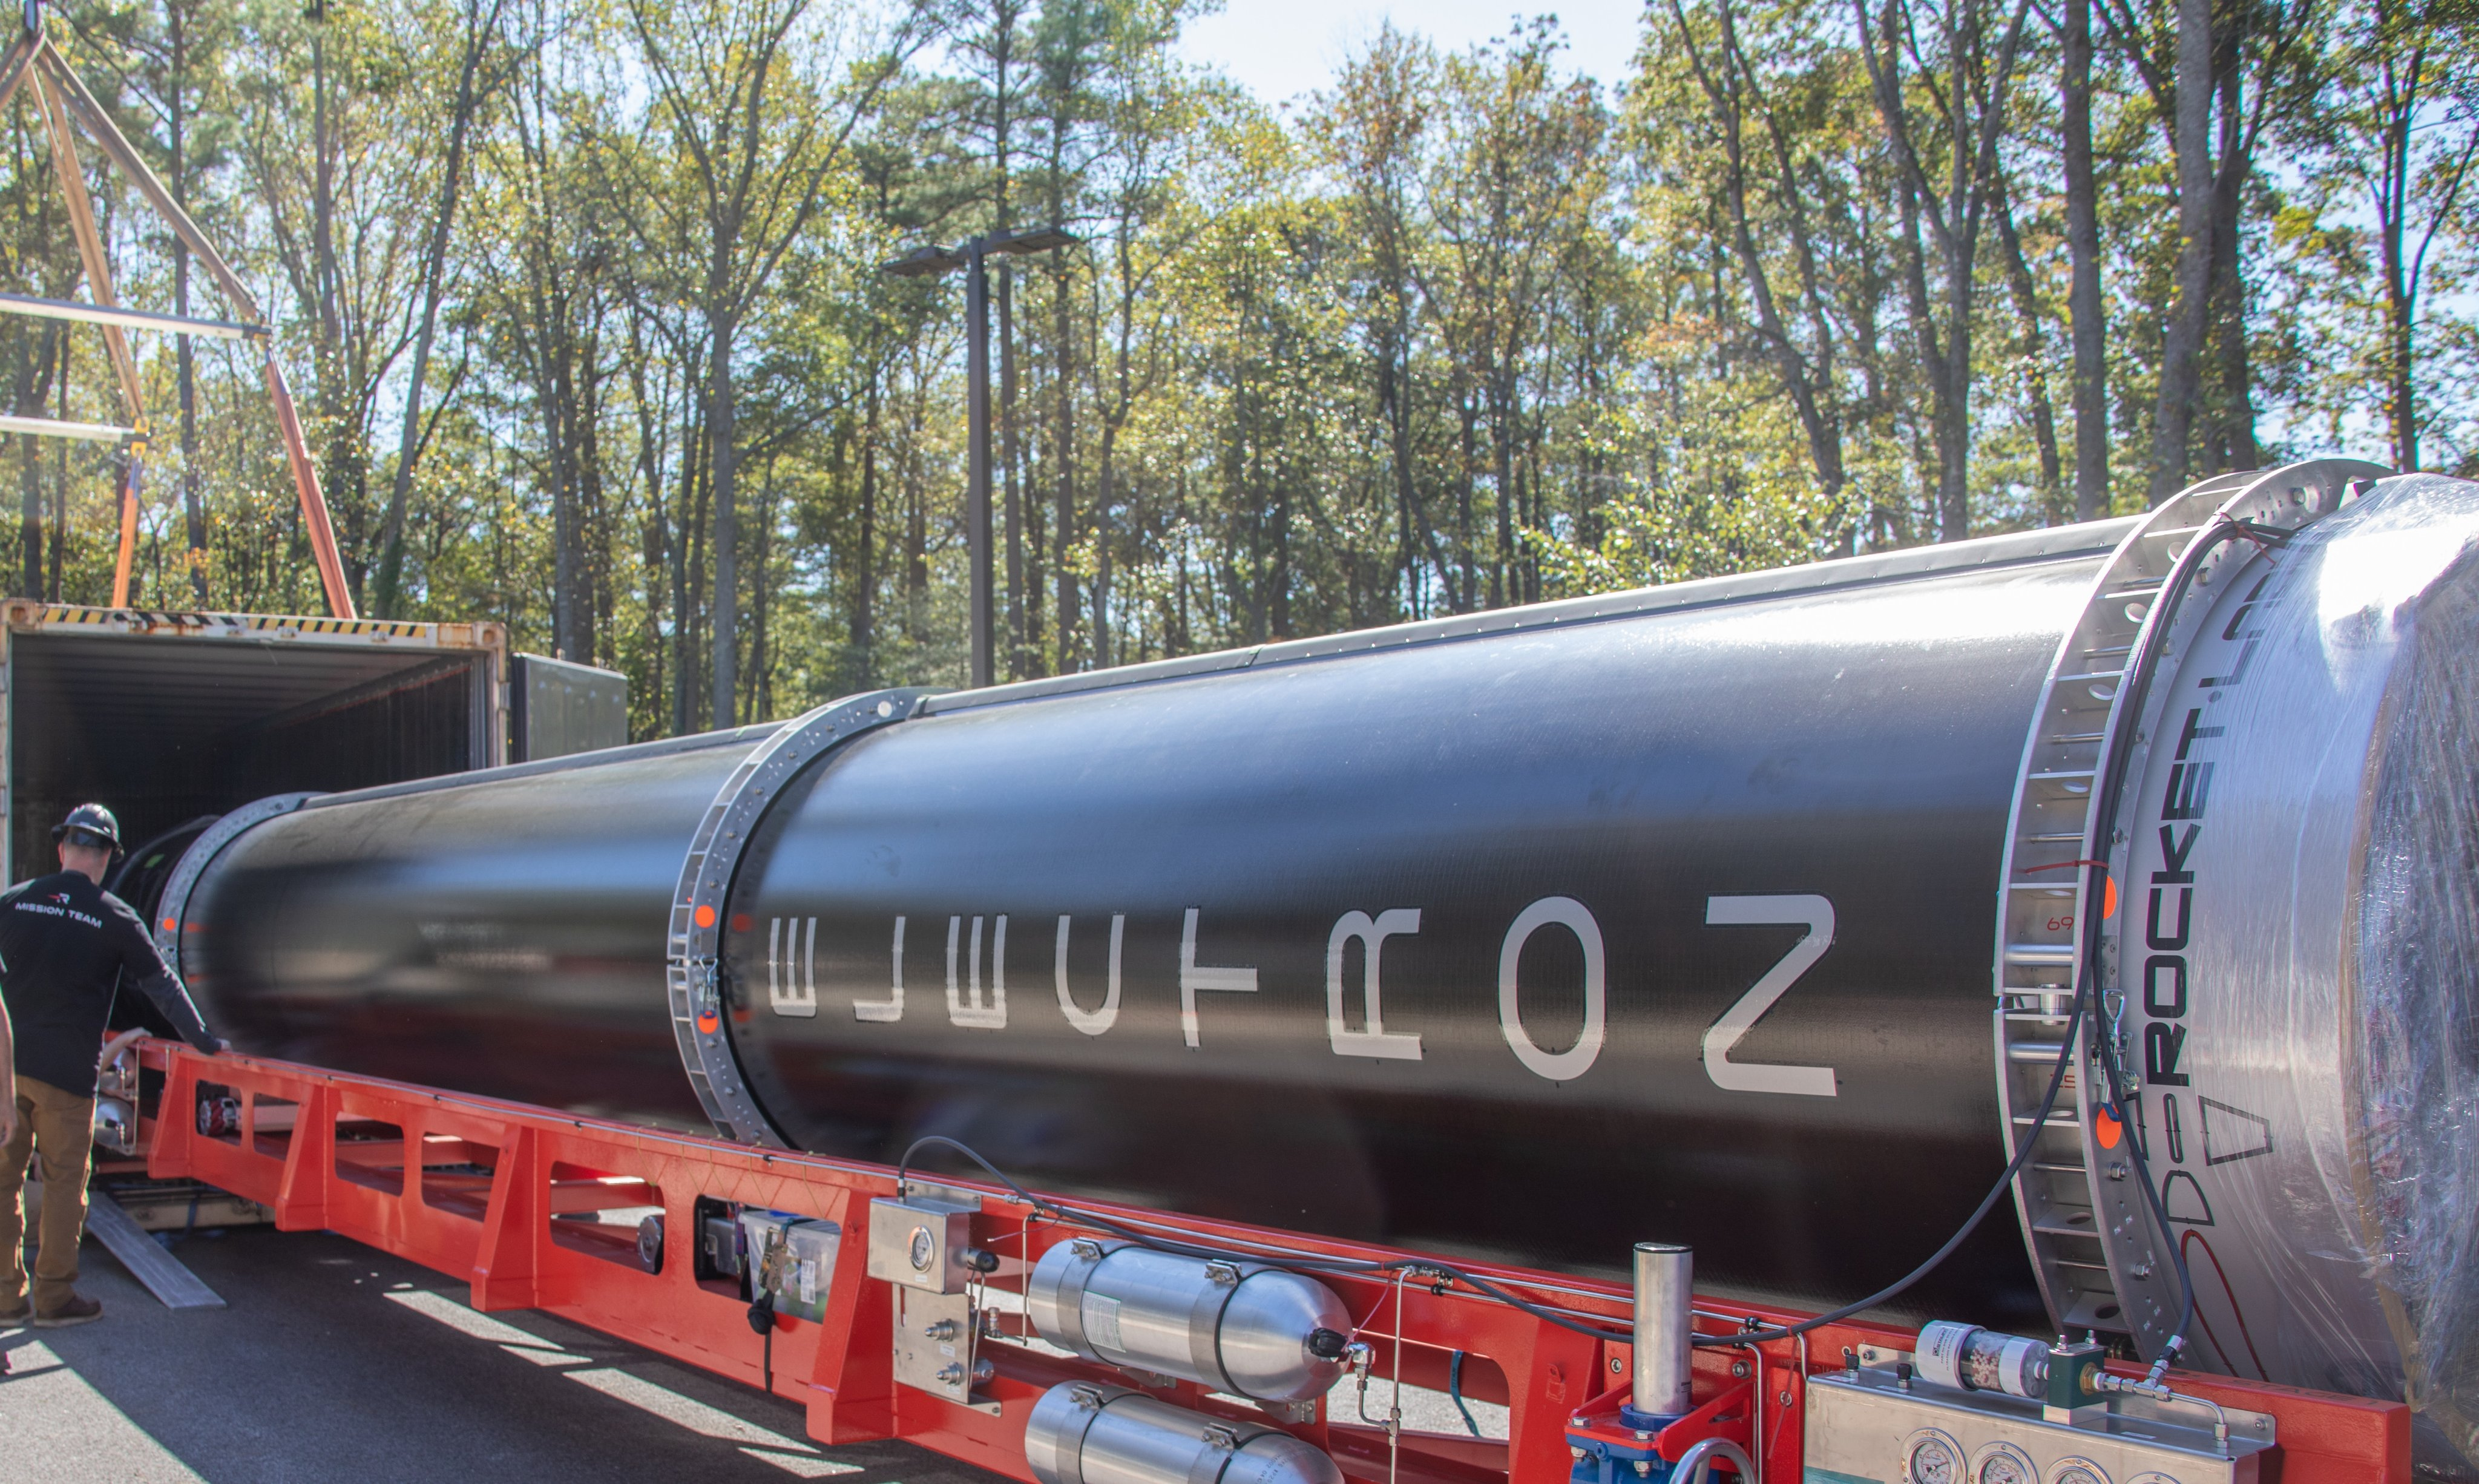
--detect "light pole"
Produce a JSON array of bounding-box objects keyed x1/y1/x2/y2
[{"x1": 882, "y1": 225, "x2": 1077, "y2": 689}]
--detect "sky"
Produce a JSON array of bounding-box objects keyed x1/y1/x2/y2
[{"x1": 1172, "y1": 0, "x2": 1649, "y2": 104}]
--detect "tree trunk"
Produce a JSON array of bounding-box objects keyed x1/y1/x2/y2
[
  {"x1": 1491, "y1": 378, "x2": 1514, "y2": 608},
  {"x1": 749, "y1": 458, "x2": 774, "y2": 719},
  {"x1": 1093, "y1": 425, "x2": 1112, "y2": 668},
  {"x1": 550, "y1": 332, "x2": 582, "y2": 659},
  {"x1": 49, "y1": 344, "x2": 67, "y2": 603},
  {"x1": 170, "y1": 5, "x2": 209, "y2": 603},
  {"x1": 992, "y1": 10, "x2": 1023, "y2": 678},
  {"x1": 1382, "y1": 321, "x2": 1419, "y2": 616},
  {"x1": 905, "y1": 372, "x2": 928, "y2": 639},
  {"x1": 375, "y1": 0, "x2": 497, "y2": 617},
  {"x1": 625, "y1": 320, "x2": 668, "y2": 729},
  {"x1": 16, "y1": 436, "x2": 35, "y2": 600},
  {"x1": 1993, "y1": 179, "x2": 2063, "y2": 519},
  {"x1": 306, "y1": 15, "x2": 369, "y2": 602},
  {"x1": 311, "y1": 25, "x2": 339, "y2": 352},
  {"x1": 1934, "y1": 4, "x2": 1972, "y2": 541},
  {"x1": 1269, "y1": 442, "x2": 1290, "y2": 640},
  {"x1": 1676, "y1": 0, "x2": 1848, "y2": 505},
  {"x1": 1934, "y1": 271, "x2": 1971, "y2": 543},
  {"x1": 709, "y1": 314, "x2": 737, "y2": 729},
  {"x1": 2381, "y1": 153, "x2": 2416, "y2": 468},
  {"x1": 1456, "y1": 392, "x2": 1477, "y2": 611},
  {"x1": 2205, "y1": 60, "x2": 2256, "y2": 473},
  {"x1": 2063, "y1": 0, "x2": 2108, "y2": 520},
  {"x1": 1051, "y1": 255, "x2": 1075, "y2": 672},
  {"x1": 670, "y1": 412, "x2": 697, "y2": 737},
  {"x1": 851, "y1": 380, "x2": 878, "y2": 686},
  {"x1": 2380, "y1": 110, "x2": 2417, "y2": 468},
  {"x1": 2147, "y1": 0, "x2": 2216, "y2": 502},
  {"x1": 576, "y1": 330, "x2": 607, "y2": 665},
  {"x1": 1000, "y1": 264, "x2": 1023, "y2": 675},
  {"x1": 1891, "y1": 167, "x2": 1945, "y2": 527},
  {"x1": 1854, "y1": 0, "x2": 2029, "y2": 540},
  {"x1": 16, "y1": 328, "x2": 54, "y2": 597}
]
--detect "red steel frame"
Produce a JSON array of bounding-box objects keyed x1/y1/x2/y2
[{"x1": 131, "y1": 1042, "x2": 2409, "y2": 1483}]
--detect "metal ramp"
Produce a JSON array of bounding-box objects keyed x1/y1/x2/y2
[{"x1": 83, "y1": 1189, "x2": 223, "y2": 1311}]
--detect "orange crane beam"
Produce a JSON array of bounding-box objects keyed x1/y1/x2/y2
[{"x1": 0, "y1": 18, "x2": 356, "y2": 619}]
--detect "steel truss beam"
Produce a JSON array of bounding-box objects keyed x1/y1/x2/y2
[
  {"x1": 0, "y1": 290, "x2": 263, "y2": 340},
  {"x1": 0, "y1": 24, "x2": 353, "y2": 618},
  {"x1": 0, "y1": 412, "x2": 133, "y2": 441}
]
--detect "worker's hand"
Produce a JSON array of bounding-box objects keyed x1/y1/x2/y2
[{"x1": 98, "y1": 1027, "x2": 149, "y2": 1071}]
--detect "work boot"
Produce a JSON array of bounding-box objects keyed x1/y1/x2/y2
[
  {"x1": 0, "y1": 1299, "x2": 25, "y2": 1327},
  {"x1": 32, "y1": 1293, "x2": 100, "y2": 1328}
]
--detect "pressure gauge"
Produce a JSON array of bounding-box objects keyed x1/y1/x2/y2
[
  {"x1": 1974, "y1": 1445, "x2": 2035, "y2": 1484},
  {"x1": 1903, "y1": 1431, "x2": 1965, "y2": 1484}
]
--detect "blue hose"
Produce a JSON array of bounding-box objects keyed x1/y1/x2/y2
[{"x1": 1448, "y1": 1350, "x2": 1482, "y2": 1437}]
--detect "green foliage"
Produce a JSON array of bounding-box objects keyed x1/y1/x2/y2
[{"x1": 0, "y1": 0, "x2": 2463, "y2": 740}]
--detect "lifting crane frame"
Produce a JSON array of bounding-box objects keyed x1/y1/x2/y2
[
  {"x1": 0, "y1": 2, "x2": 355, "y2": 617},
  {"x1": 128, "y1": 1040, "x2": 2410, "y2": 1484}
]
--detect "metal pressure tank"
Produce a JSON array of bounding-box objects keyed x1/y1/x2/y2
[{"x1": 158, "y1": 465, "x2": 2479, "y2": 1476}]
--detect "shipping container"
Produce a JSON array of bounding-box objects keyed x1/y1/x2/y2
[{"x1": 0, "y1": 601, "x2": 511, "y2": 891}]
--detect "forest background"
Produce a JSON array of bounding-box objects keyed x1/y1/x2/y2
[{"x1": 0, "y1": 0, "x2": 2471, "y2": 737}]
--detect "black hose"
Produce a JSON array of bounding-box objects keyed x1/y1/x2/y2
[
  {"x1": 1692, "y1": 994, "x2": 2086, "y2": 1347},
  {"x1": 748, "y1": 1289, "x2": 778, "y2": 1395},
  {"x1": 1718, "y1": 516, "x2": 2284, "y2": 1352},
  {"x1": 2063, "y1": 518, "x2": 2285, "y2": 1373}
]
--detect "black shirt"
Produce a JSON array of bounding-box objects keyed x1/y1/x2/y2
[{"x1": 0, "y1": 870, "x2": 215, "y2": 1097}]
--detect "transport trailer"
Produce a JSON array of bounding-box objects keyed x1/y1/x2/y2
[{"x1": 126, "y1": 461, "x2": 2478, "y2": 1483}]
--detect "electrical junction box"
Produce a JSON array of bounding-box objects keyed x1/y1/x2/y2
[
  {"x1": 739, "y1": 1211, "x2": 841, "y2": 1324},
  {"x1": 865, "y1": 1191, "x2": 995, "y2": 1411},
  {"x1": 867, "y1": 1193, "x2": 976, "y2": 1295},
  {"x1": 700, "y1": 1216, "x2": 743, "y2": 1280},
  {"x1": 1804, "y1": 1364, "x2": 2275, "y2": 1484}
]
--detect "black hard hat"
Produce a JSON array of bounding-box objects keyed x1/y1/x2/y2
[{"x1": 51, "y1": 803, "x2": 120, "y2": 850}]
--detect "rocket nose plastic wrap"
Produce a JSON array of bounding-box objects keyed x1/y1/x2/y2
[
  {"x1": 2351, "y1": 481, "x2": 2479, "y2": 1473},
  {"x1": 2109, "y1": 473, "x2": 2479, "y2": 1479}
]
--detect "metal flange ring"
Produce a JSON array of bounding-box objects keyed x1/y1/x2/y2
[
  {"x1": 152, "y1": 791, "x2": 320, "y2": 980},
  {"x1": 666, "y1": 688, "x2": 931, "y2": 1144},
  {"x1": 1989, "y1": 458, "x2": 2386, "y2": 1354}
]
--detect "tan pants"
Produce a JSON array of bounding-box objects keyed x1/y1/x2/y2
[{"x1": 0, "y1": 1074, "x2": 93, "y2": 1315}]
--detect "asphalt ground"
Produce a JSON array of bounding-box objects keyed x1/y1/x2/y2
[{"x1": 0, "y1": 1221, "x2": 1007, "y2": 1484}]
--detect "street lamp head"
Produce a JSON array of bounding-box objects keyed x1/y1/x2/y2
[
  {"x1": 880, "y1": 245, "x2": 965, "y2": 278},
  {"x1": 991, "y1": 225, "x2": 1080, "y2": 256}
]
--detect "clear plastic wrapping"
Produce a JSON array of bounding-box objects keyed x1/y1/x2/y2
[
  {"x1": 2354, "y1": 517, "x2": 2479, "y2": 1477},
  {"x1": 2112, "y1": 473, "x2": 2479, "y2": 1482}
]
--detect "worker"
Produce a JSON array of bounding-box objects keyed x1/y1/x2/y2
[
  {"x1": 0, "y1": 804, "x2": 224, "y2": 1328},
  {"x1": 0, "y1": 987, "x2": 8, "y2": 1372},
  {"x1": 0, "y1": 988, "x2": 16, "y2": 1149}
]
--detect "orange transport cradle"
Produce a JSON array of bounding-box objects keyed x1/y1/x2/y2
[{"x1": 133, "y1": 1042, "x2": 2409, "y2": 1484}]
